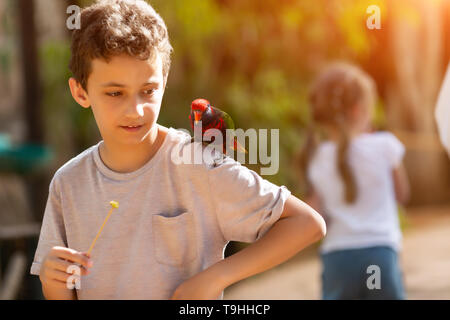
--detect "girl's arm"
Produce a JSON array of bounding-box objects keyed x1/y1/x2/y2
[{"x1": 392, "y1": 162, "x2": 410, "y2": 205}]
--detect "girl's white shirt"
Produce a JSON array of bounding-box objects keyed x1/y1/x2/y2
[{"x1": 307, "y1": 132, "x2": 405, "y2": 254}]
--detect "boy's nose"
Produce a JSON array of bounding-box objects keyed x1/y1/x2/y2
[{"x1": 125, "y1": 97, "x2": 145, "y2": 118}]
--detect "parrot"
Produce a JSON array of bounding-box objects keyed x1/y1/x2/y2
[{"x1": 189, "y1": 98, "x2": 248, "y2": 156}]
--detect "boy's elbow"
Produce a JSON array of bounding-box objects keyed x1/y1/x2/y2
[
  {"x1": 302, "y1": 194, "x2": 326, "y2": 239},
  {"x1": 281, "y1": 195, "x2": 326, "y2": 241},
  {"x1": 301, "y1": 206, "x2": 327, "y2": 241},
  {"x1": 312, "y1": 210, "x2": 327, "y2": 240}
]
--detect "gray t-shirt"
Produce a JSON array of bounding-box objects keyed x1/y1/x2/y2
[{"x1": 30, "y1": 127, "x2": 291, "y2": 299}]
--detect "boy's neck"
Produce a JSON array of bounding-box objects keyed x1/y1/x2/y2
[{"x1": 99, "y1": 124, "x2": 168, "y2": 173}]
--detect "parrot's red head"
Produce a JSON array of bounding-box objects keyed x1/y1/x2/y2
[
  {"x1": 191, "y1": 99, "x2": 211, "y2": 112},
  {"x1": 190, "y1": 98, "x2": 211, "y2": 125}
]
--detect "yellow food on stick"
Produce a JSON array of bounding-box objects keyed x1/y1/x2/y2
[
  {"x1": 110, "y1": 201, "x2": 119, "y2": 209},
  {"x1": 87, "y1": 201, "x2": 119, "y2": 255}
]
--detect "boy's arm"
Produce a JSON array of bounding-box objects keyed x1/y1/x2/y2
[
  {"x1": 217, "y1": 194, "x2": 326, "y2": 285},
  {"x1": 171, "y1": 194, "x2": 326, "y2": 299}
]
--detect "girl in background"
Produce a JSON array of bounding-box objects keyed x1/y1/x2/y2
[{"x1": 300, "y1": 62, "x2": 410, "y2": 300}]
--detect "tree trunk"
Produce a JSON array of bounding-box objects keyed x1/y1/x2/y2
[{"x1": 387, "y1": 0, "x2": 450, "y2": 205}]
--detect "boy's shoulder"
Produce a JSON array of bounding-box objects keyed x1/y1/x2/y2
[
  {"x1": 166, "y1": 127, "x2": 230, "y2": 169},
  {"x1": 51, "y1": 127, "x2": 226, "y2": 184},
  {"x1": 52, "y1": 142, "x2": 100, "y2": 183},
  {"x1": 52, "y1": 127, "x2": 189, "y2": 175},
  {"x1": 166, "y1": 127, "x2": 192, "y2": 145}
]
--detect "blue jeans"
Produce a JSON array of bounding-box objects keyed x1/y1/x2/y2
[{"x1": 320, "y1": 246, "x2": 406, "y2": 300}]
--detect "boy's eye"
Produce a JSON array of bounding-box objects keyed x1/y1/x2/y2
[
  {"x1": 106, "y1": 92, "x2": 122, "y2": 97},
  {"x1": 143, "y1": 89, "x2": 156, "y2": 95}
]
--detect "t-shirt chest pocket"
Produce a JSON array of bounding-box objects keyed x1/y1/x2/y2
[{"x1": 152, "y1": 211, "x2": 198, "y2": 266}]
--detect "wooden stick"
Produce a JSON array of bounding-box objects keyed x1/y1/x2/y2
[{"x1": 87, "y1": 201, "x2": 119, "y2": 255}]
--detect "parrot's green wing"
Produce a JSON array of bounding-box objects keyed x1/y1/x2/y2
[{"x1": 219, "y1": 109, "x2": 235, "y2": 130}]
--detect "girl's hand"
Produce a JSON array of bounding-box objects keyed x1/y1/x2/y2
[{"x1": 170, "y1": 270, "x2": 226, "y2": 300}]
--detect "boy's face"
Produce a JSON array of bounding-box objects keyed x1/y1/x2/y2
[{"x1": 69, "y1": 52, "x2": 165, "y2": 147}]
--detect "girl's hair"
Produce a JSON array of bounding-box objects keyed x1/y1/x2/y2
[
  {"x1": 69, "y1": 0, "x2": 173, "y2": 92},
  {"x1": 299, "y1": 62, "x2": 377, "y2": 204}
]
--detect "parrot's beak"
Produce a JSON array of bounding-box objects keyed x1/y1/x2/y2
[{"x1": 194, "y1": 111, "x2": 202, "y2": 125}]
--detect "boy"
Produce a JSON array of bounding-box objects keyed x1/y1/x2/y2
[{"x1": 30, "y1": 0, "x2": 326, "y2": 300}]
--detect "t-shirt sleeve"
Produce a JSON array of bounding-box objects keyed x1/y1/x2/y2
[
  {"x1": 205, "y1": 153, "x2": 292, "y2": 243},
  {"x1": 30, "y1": 174, "x2": 68, "y2": 276},
  {"x1": 382, "y1": 132, "x2": 406, "y2": 168}
]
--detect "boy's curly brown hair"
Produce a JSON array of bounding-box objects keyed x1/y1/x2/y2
[{"x1": 69, "y1": 0, "x2": 173, "y2": 91}]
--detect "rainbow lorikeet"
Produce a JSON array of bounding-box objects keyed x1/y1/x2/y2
[{"x1": 189, "y1": 98, "x2": 247, "y2": 155}]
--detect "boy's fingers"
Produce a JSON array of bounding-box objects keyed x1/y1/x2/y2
[
  {"x1": 48, "y1": 278, "x2": 75, "y2": 290},
  {"x1": 48, "y1": 257, "x2": 90, "y2": 276},
  {"x1": 53, "y1": 247, "x2": 92, "y2": 268},
  {"x1": 48, "y1": 268, "x2": 79, "y2": 283},
  {"x1": 47, "y1": 257, "x2": 72, "y2": 272}
]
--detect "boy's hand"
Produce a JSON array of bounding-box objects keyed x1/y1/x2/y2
[
  {"x1": 170, "y1": 269, "x2": 225, "y2": 300},
  {"x1": 39, "y1": 246, "x2": 93, "y2": 290}
]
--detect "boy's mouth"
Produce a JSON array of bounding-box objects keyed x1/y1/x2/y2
[{"x1": 120, "y1": 125, "x2": 143, "y2": 132}]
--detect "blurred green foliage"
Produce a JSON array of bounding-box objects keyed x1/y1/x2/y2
[
  {"x1": 37, "y1": 0, "x2": 387, "y2": 197},
  {"x1": 0, "y1": 0, "x2": 16, "y2": 100},
  {"x1": 151, "y1": 0, "x2": 386, "y2": 194},
  {"x1": 39, "y1": 41, "x2": 99, "y2": 167}
]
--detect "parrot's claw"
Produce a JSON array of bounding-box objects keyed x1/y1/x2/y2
[{"x1": 188, "y1": 135, "x2": 227, "y2": 168}]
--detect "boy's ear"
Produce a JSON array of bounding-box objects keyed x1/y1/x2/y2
[{"x1": 68, "y1": 77, "x2": 91, "y2": 108}]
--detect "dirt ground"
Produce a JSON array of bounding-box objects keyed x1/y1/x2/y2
[{"x1": 223, "y1": 206, "x2": 450, "y2": 300}]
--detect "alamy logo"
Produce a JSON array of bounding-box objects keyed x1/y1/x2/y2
[
  {"x1": 366, "y1": 265, "x2": 381, "y2": 290},
  {"x1": 66, "y1": 5, "x2": 81, "y2": 30},
  {"x1": 66, "y1": 265, "x2": 81, "y2": 289},
  {"x1": 366, "y1": 5, "x2": 381, "y2": 30},
  {"x1": 170, "y1": 124, "x2": 280, "y2": 176}
]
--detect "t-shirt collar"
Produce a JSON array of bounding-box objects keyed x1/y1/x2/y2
[{"x1": 93, "y1": 127, "x2": 174, "y2": 181}]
